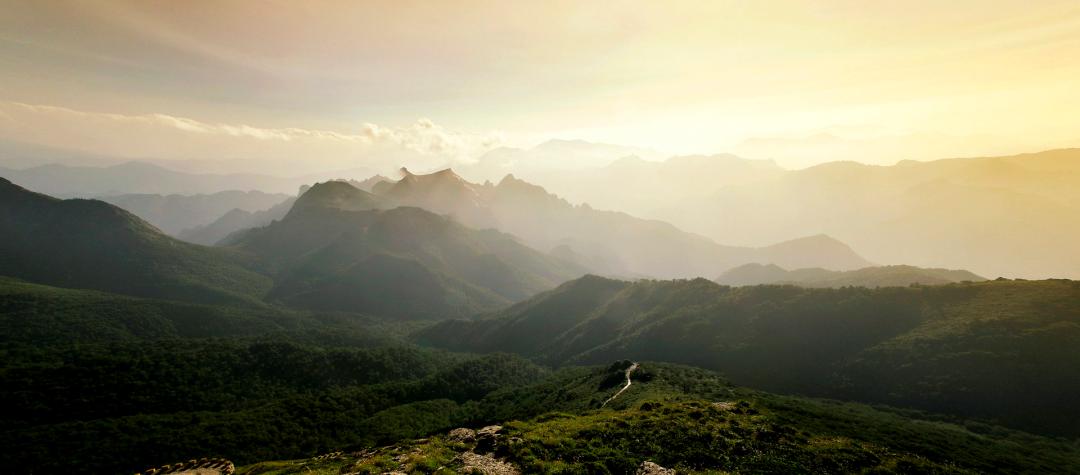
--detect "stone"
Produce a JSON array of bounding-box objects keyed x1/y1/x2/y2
[{"x1": 636, "y1": 460, "x2": 676, "y2": 475}]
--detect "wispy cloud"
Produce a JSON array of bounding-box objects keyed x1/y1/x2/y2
[{"x1": 0, "y1": 101, "x2": 504, "y2": 174}]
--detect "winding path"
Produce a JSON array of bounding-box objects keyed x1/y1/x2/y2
[{"x1": 601, "y1": 362, "x2": 639, "y2": 408}]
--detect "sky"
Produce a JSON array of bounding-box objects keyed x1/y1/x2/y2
[{"x1": 2, "y1": 0, "x2": 1080, "y2": 172}]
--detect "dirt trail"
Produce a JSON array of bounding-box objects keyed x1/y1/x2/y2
[{"x1": 601, "y1": 362, "x2": 639, "y2": 408}]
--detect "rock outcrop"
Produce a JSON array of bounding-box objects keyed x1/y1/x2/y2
[{"x1": 636, "y1": 460, "x2": 676, "y2": 475}]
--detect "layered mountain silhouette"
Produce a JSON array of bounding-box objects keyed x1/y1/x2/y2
[
  {"x1": 99, "y1": 190, "x2": 290, "y2": 235},
  {"x1": 716, "y1": 263, "x2": 985, "y2": 287},
  {"x1": 0, "y1": 177, "x2": 270, "y2": 304},
  {"x1": 225, "y1": 180, "x2": 586, "y2": 318},
  {"x1": 178, "y1": 196, "x2": 296, "y2": 245},
  {"x1": 339, "y1": 168, "x2": 870, "y2": 278},
  {"x1": 0, "y1": 177, "x2": 585, "y2": 318},
  {"x1": 463, "y1": 147, "x2": 1079, "y2": 279},
  {"x1": 649, "y1": 148, "x2": 1080, "y2": 279},
  {"x1": 170, "y1": 178, "x2": 390, "y2": 245}
]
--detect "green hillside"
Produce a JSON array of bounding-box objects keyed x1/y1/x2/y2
[
  {"x1": 0, "y1": 347, "x2": 543, "y2": 474},
  {"x1": 231, "y1": 182, "x2": 586, "y2": 319},
  {"x1": 0, "y1": 277, "x2": 402, "y2": 358},
  {"x1": 417, "y1": 276, "x2": 1080, "y2": 436},
  {"x1": 0, "y1": 177, "x2": 271, "y2": 305},
  {"x1": 237, "y1": 363, "x2": 1080, "y2": 475}
]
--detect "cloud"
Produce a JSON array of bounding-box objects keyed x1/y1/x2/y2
[{"x1": 0, "y1": 101, "x2": 504, "y2": 174}]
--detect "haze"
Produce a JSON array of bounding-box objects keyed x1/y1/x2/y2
[
  {"x1": 4, "y1": 0, "x2": 1080, "y2": 171},
  {"x1": 1, "y1": 0, "x2": 1079, "y2": 280}
]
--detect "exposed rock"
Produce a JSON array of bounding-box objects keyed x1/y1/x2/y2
[
  {"x1": 448, "y1": 427, "x2": 477, "y2": 443},
  {"x1": 636, "y1": 460, "x2": 676, "y2": 475},
  {"x1": 138, "y1": 458, "x2": 234, "y2": 475},
  {"x1": 457, "y1": 451, "x2": 521, "y2": 475},
  {"x1": 477, "y1": 425, "x2": 503, "y2": 437},
  {"x1": 475, "y1": 425, "x2": 503, "y2": 453}
]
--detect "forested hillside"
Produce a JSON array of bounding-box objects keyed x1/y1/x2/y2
[
  {"x1": 0, "y1": 178, "x2": 271, "y2": 304},
  {"x1": 239, "y1": 363, "x2": 1080, "y2": 474},
  {"x1": 417, "y1": 276, "x2": 1080, "y2": 436}
]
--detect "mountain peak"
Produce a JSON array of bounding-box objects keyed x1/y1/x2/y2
[
  {"x1": 288, "y1": 180, "x2": 383, "y2": 216},
  {"x1": 756, "y1": 234, "x2": 872, "y2": 271}
]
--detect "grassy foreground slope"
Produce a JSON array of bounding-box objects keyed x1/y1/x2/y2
[
  {"x1": 238, "y1": 363, "x2": 1080, "y2": 475},
  {"x1": 417, "y1": 276, "x2": 1080, "y2": 437}
]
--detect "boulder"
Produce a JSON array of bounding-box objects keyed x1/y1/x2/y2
[{"x1": 636, "y1": 460, "x2": 676, "y2": 475}]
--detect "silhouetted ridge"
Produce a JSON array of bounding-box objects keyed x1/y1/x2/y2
[
  {"x1": 230, "y1": 198, "x2": 585, "y2": 319},
  {"x1": 287, "y1": 180, "x2": 385, "y2": 217},
  {"x1": 363, "y1": 168, "x2": 871, "y2": 278}
]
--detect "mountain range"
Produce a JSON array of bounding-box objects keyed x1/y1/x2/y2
[
  {"x1": 355, "y1": 168, "x2": 871, "y2": 278},
  {"x1": 225, "y1": 180, "x2": 586, "y2": 318},
  {"x1": 649, "y1": 149, "x2": 1079, "y2": 279},
  {"x1": 457, "y1": 146, "x2": 1079, "y2": 279},
  {"x1": 716, "y1": 263, "x2": 985, "y2": 287},
  {"x1": 0, "y1": 176, "x2": 586, "y2": 318},
  {"x1": 177, "y1": 196, "x2": 297, "y2": 245},
  {"x1": 98, "y1": 190, "x2": 291, "y2": 235}
]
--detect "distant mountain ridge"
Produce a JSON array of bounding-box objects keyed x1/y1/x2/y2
[
  {"x1": 716, "y1": 263, "x2": 985, "y2": 287},
  {"x1": 177, "y1": 197, "x2": 296, "y2": 245},
  {"x1": 331, "y1": 169, "x2": 870, "y2": 279},
  {"x1": 176, "y1": 178, "x2": 387, "y2": 246},
  {"x1": 653, "y1": 148, "x2": 1080, "y2": 279},
  {"x1": 99, "y1": 190, "x2": 290, "y2": 235},
  {"x1": 0, "y1": 177, "x2": 585, "y2": 318},
  {"x1": 225, "y1": 181, "x2": 587, "y2": 319}
]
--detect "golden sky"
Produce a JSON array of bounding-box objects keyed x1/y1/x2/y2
[{"x1": 2, "y1": 0, "x2": 1080, "y2": 169}]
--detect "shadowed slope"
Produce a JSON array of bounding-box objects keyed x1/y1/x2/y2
[{"x1": 0, "y1": 177, "x2": 270, "y2": 304}]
